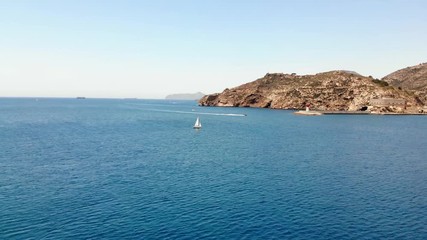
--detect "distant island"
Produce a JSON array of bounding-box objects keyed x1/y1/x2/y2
[
  {"x1": 199, "y1": 63, "x2": 427, "y2": 114},
  {"x1": 165, "y1": 92, "x2": 205, "y2": 100}
]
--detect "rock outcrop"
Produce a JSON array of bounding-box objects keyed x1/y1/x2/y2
[
  {"x1": 199, "y1": 70, "x2": 424, "y2": 113},
  {"x1": 382, "y1": 63, "x2": 427, "y2": 103}
]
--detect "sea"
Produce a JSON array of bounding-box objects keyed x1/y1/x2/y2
[{"x1": 0, "y1": 98, "x2": 426, "y2": 239}]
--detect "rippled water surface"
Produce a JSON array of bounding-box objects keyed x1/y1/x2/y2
[{"x1": 1, "y1": 98, "x2": 426, "y2": 239}]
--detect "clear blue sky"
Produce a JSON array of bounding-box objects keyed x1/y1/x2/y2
[{"x1": 0, "y1": 0, "x2": 426, "y2": 98}]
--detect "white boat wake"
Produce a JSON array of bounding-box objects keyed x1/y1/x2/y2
[
  {"x1": 122, "y1": 104, "x2": 247, "y2": 117},
  {"x1": 125, "y1": 105, "x2": 246, "y2": 117},
  {"x1": 145, "y1": 109, "x2": 247, "y2": 117}
]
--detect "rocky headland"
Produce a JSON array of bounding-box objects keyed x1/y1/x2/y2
[{"x1": 199, "y1": 64, "x2": 427, "y2": 114}]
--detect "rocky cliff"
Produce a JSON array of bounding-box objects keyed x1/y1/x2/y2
[
  {"x1": 199, "y1": 71, "x2": 424, "y2": 113},
  {"x1": 382, "y1": 63, "x2": 427, "y2": 103}
]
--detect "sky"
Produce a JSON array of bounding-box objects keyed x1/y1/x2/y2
[{"x1": 0, "y1": 0, "x2": 426, "y2": 98}]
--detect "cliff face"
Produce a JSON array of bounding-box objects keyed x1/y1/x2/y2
[
  {"x1": 199, "y1": 71, "x2": 423, "y2": 113},
  {"x1": 382, "y1": 63, "x2": 427, "y2": 103}
]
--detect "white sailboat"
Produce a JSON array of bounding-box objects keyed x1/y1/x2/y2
[{"x1": 193, "y1": 117, "x2": 202, "y2": 129}]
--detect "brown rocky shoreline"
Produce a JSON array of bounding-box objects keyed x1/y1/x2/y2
[{"x1": 294, "y1": 110, "x2": 427, "y2": 116}]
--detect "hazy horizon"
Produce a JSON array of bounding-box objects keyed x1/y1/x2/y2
[{"x1": 1, "y1": 0, "x2": 426, "y2": 99}]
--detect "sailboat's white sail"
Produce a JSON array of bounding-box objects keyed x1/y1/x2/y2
[{"x1": 193, "y1": 117, "x2": 201, "y2": 129}]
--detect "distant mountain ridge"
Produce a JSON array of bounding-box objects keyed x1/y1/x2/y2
[{"x1": 165, "y1": 92, "x2": 205, "y2": 100}]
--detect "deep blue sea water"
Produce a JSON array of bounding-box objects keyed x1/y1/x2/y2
[{"x1": 0, "y1": 98, "x2": 426, "y2": 239}]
